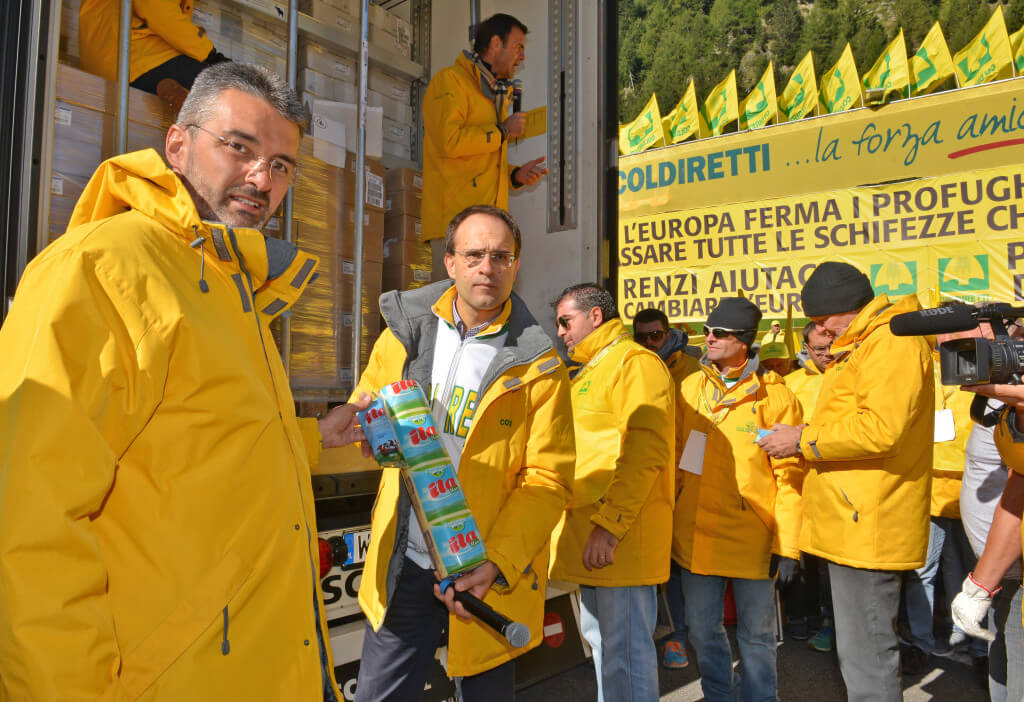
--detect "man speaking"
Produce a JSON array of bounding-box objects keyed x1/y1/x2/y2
[{"x1": 759, "y1": 261, "x2": 934, "y2": 702}]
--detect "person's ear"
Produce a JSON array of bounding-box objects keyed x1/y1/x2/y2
[
  {"x1": 165, "y1": 123, "x2": 189, "y2": 173},
  {"x1": 589, "y1": 306, "x2": 603, "y2": 327}
]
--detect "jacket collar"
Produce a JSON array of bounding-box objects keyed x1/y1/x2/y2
[
  {"x1": 697, "y1": 353, "x2": 763, "y2": 405},
  {"x1": 431, "y1": 285, "x2": 512, "y2": 339},
  {"x1": 569, "y1": 318, "x2": 630, "y2": 365},
  {"x1": 68, "y1": 149, "x2": 317, "y2": 319},
  {"x1": 830, "y1": 294, "x2": 921, "y2": 357}
]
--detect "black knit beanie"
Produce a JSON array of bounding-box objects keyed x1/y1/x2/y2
[
  {"x1": 801, "y1": 262, "x2": 875, "y2": 317},
  {"x1": 707, "y1": 297, "x2": 761, "y2": 348}
]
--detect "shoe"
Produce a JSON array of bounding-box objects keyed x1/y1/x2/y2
[
  {"x1": 901, "y1": 645, "x2": 929, "y2": 676},
  {"x1": 932, "y1": 638, "x2": 955, "y2": 658},
  {"x1": 662, "y1": 640, "x2": 689, "y2": 669},
  {"x1": 786, "y1": 617, "x2": 810, "y2": 640},
  {"x1": 808, "y1": 620, "x2": 834, "y2": 652}
]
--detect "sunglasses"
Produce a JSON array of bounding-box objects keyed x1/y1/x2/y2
[
  {"x1": 703, "y1": 326, "x2": 751, "y2": 338},
  {"x1": 634, "y1": 329, "x2": 666, "y2": 343}
]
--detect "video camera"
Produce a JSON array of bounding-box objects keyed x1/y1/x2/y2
[{"x1": 890, "y1": 302, "x2": 1024, "y2": 425}]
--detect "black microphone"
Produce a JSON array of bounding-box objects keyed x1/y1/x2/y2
[
  {"x1": 511, "y1": 79, "x2": 522, "y2": 114},
  {"x1": 439, "y1": 577, "x2": 530, "y2": 648},
  {"x1": 890, "y1": 305, "x2": 980, "y2": 336}
]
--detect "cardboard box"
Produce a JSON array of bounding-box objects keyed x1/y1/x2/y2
[
  {"x1": 386, "y1": 168, "x2": 423, "y2": 194},
  {"x1": 300, "y1": 68, "x2": 357, "y2": 102},
  {"x1": 57, "y1": 63, "x2": 175, "y2": 129},
  {"x1": 383, "y1": 213, "x2": 421, "y2": 241},
  {"x1": 308, "y1": 0, "x2": 358, "y2": 34},
  {"x1": 385, "y1": 188, "x2": 421, "y2": 217},
  {"x1": 366, "y1": 88, "x2": 413, "y2": 125},
  {"x1": 343, "y1": 205, "x2": 384, "y2": 262},
  {"x1": 310, "y1": 99, "x2": 383, "y2": 160},
  {"x1": 301, "y1": 42, "x2": 356, "y2": 84},
  {"x1": 368, "y1": 68, "x2": 411, "y2": 104},
  {"x1": 382, "y1": 236, "x2": 431, "y2": 292},
  {"x1": 341, "y1": 152, "x2": 387, "y2": 213}
]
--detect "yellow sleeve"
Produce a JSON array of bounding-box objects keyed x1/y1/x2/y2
[
  {"x1": 485, "y1": 358, "x2": 575, "y2": 589},
  {"x1": 423, "y1": 69, "x2": 504, "y2": 159},
  {"x1": 133, "y1": 0, "x2": 214, "y2": 62},
  {"x1": 297, "y1": 417, "x2": 322, "y2": 469},
  {"x1": 766, "y1": 385, "x2": 805, "y2": 558},
  {"x1": 592, "y1": 353, "x2": 675, "y2": 540},
  {"x1": 0, "y1": 250, "x2": 161, "y2": 701},
  {"x1": 801, "y1": 333, "x2": 933, "y2": 461},
  {"x1": 995, "y1": 406, "x2": 1024, "y2": 476}
]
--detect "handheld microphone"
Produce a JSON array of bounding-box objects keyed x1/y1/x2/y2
[
  {"x1": 890, "y1": 305, "x2": 980, "y2": 336},
  {"x1": 439, "y1": 577, "x2": 531, "y2": 648},
  {"x1": 511, "y1": 79, "x2": 522, "y2": 114}
]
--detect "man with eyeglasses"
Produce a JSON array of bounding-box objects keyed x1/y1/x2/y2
[
  {"x1": 0, "y1": 62, "x2": 371, "y2": 700},
  {"x1": 758, "y1": 261, "x2": 934, "y2": 702},
  {"x1": 351, "y1": 204, "x2": 575, "y2": 702},
  {"x1": 548, "y1": 284, "x2": 674, "y2": 702},
  {"x1": 633, "y1": 307, "x2": 700, "y2": 391},
  {"x1": 672, "y1": 297, "x2": 804, "y2": 702}
]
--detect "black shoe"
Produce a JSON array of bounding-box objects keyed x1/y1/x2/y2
[
  {"x1": 900, "y1": 645, "x2": 929, "y2": 676},
  {"x1": 786, "y1": 617, "x2": 810, "y2": 640}
]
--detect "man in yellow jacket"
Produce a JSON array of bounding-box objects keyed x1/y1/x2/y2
[
  {"x1": 79, "y1": 0, "x2": 230, "y2": 111},
  {"x1": 352, "y1": 206, "x2": 575, "y2": 702},
  {"x1": 784, "y1": 324, "x2": 833, "y2": 420},
  {"x1": 550, "y1": 284, "x2": 675, "y2": 702},
  {"x1": 0, "y1": 63, "x2": 367, "y2": 701},
  {"x1": 421, "y1": 13, "x2": 548, "y2": 280},
  {"x1": 759, "y1": 261, "x2": 934, "y2": 702},
  {"x1": 675, "y1": 297, "x2": 804, "y2": 702}
]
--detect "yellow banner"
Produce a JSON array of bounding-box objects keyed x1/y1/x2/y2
[
  {"x1": 617, "y1": 163, "x2": 1024, "y2": 322},
  {"x1": 619, "y1": 78, "x2": 1024, "y2": 219}
]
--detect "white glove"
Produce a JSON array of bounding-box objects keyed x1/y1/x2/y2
[{"x1": 951, "y1": 574, "x2": 997, "y2": 642}]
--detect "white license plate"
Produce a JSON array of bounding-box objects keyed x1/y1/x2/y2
[{"x1": 320, "y1": 526, "x2": 372, "y2": 621}]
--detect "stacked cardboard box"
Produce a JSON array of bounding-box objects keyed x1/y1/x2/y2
[
  {"x1": 382, "y1": 168, "x2": 429, "y2": 292},
  {"x1": 50, "y1": 64, "x2": 174, "y2": 242}
]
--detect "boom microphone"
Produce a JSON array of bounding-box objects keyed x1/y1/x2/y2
[
  {"x1": 511, "y1": 79, "x2": 522, "y2": 114},
  {"x1": 890, "y1": 305, "x2": 980, "y2": 336}
]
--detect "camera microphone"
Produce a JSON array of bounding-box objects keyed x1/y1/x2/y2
[
  {"x1": 890, "y1": 305, "x2": 980, "y2": 336},
  {"x1": 512, "y1": 79, "x2": 522, "y2": 114}
]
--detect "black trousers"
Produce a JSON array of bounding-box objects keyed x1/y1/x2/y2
[
  {"x1": 131, "y1": 54, "x2": 206, "y2": 94},
  {"x1": 355, "y1": 557, "x2": 515, "y2": 702}
]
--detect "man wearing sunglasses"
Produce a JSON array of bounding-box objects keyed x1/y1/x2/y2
[
  {"x1": 633, "y1": 307, "x2": 700, "y2": 391},
  {"x1": 351, "y1": 205, "x2": 575, "y2": 701},
  {"x1": 673, "y1": 297, "x2": 804, "y2": 702},
  {"x1": 0, "y1": 63, "x2": 371, "y2": 700},
  {"x1": 550, "y1": 284, "x2": 675, "y2": 702},
  {"x1": 758, "y1": 261, "x2": 934, "y2": 702}
]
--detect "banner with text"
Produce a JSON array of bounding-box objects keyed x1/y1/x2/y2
[{"x1": 618, "y1": 163, "x2": 1024, "y2": 322}]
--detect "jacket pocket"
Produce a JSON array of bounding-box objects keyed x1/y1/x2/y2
[{"x1": 119, "y1": 550, "x2": 252, "y2": 700}]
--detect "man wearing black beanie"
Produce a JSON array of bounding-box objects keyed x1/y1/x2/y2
[
  {"x1": 673, "y1": 296, "x2": 805, "y2": 701},
  {"x1": 759, "y1": 261, "x2": 934, "y2": 702}
]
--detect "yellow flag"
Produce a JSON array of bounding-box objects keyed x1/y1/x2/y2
[
  {"x1": 819, "y1": 43, "x2": 861, "y2": 113},
  {"x1": 778, "y1": 51, "x2": 818, "y2": 122},
  {"x1": 700, "y1": 70, "x2": 739, "y2": 137},
  {"x1": 910, "y1": 22, "x2": 955, "y2": 94},
  {"x1": 739, "y1": 62, "x2": 777, "y2": 130},
  {"x1": 618, "y1": 93, "x2": 666, "y2": 155},
  {"x1": 661, "y1": 80, "x2": 701, "y2": 144},
  {"x1": 1012, "y1": 23, "x2": 1024, "y2": 75},
  {"x1": 954, "y1": 5, "x2": 1014, "y2": 87},
  {"x1": 863, "y1": 30, "x2": 910, "y2": 104}
]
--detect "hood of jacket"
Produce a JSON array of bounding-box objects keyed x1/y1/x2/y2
[
  {"x1": 569, "y1": 318, "x2": 633, "y2": 366},
  {"x1": 829, "y1": 294, "x2": 921, "y2": 359},
  {"x1": 657, "y1": 328, "x2": 688, "y2": 361},
  {"x1": 69, "y1": 149, "x2": 315, "y2": 319}
]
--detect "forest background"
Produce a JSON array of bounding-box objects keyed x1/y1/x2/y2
[{"x1": 617, "y1": 0, "x2": 1024, "y2": 120}]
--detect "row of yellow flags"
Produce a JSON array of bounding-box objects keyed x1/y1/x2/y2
[{"x1": 620, "y1": 7, "x2": 1024, "y2": 155}]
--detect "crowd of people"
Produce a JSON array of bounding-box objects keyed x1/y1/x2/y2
[{"x1": 1, "y1": 8, "x2": 1022, "y2": 702}]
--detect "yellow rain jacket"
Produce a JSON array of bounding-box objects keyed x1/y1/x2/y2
[
  {"x1": 666, "y1": 348, "x2": 700, "y2": 389},
  {"x1": 79, "y1": 0, "x2": 214, "y2": 84},
  {"x1": 352, "y1": 281, "x2": 575, "y2": 677},
  {"x1": 673, "y1": 356, "x2": 805, "y2": 579},
  {"x1": 550, "y1": 319, "x2": 675, "y2": 586},
  {"x1": 0, "y1": 150, "x2": 340, "y2": 700},
  {"x1": 931, "y1": 364, "x2": 975, "y2": 518},
  {"x1": 799, "y1": 294, "x2": 935, "y2": 570},
  {"x1": 421, "y1": 52, "x2": 522, "y2": 242},
  {"x1": 784, "y1": 361, "x2": 824, "y2": 419}
]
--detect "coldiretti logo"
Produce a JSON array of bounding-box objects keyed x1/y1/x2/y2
[
  {"x1": 939, "y1": 254, "x2": 989, "y2": 292},
  {"x1": 870, "y1": 261, "x2": 917, "y2": 296}
]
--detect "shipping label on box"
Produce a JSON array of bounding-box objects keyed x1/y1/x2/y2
[{"x1": 386, "y1": 167, "x2": 423, "y2": 193}]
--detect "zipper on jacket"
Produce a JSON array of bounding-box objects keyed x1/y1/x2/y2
[
  {"x1": 221, "y1": 606, "x2": 230, "y2": 655},
  {"x1": 740, "y1": 496, "x2": 746, "y2": 511},
  {"x1": 839, "y1": 489, "x2": 859, "y2": 522},
  {"x1": 437, "y1": 333, "x2": 470, "y2": 431}
]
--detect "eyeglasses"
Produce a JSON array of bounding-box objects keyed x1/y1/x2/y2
[
  {"x1": 556, "y1": 315, "x2": 574, "y2": 329},
  {"x1": 808, "y1": 344, "x2": 831, "y2": 353},
  {"x1": 634, "y1": 329, "x2": 666, "y2": 343},
  {"x1": 453, "y1": 249, "x2": 517, "y2": 269},
  {"x1": 187, "y1": 124, "x2": 298, "y2": 184},
  {"x1": 703, "y1": 326, "x2": 751, "y2": 338}
]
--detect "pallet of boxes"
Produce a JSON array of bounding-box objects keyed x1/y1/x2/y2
[{"x1": 383, "y1": 168, "x2": 430, "y2": 292}]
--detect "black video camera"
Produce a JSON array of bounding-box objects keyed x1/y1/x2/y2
[{"x1": 890, "y1": 302, "x2": 1024, "y2": 426}]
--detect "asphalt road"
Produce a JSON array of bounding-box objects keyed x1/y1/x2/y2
[{"x1": 518, "y1": 633, "x2": 988, "y2": 702}]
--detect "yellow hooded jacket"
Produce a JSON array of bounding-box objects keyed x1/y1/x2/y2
[
  {"x1": 352, "y1": 281, "x2": 575, "y2": 677},
  {"x1": 673, "y1": 356, "x2": 805, "y2": 579},
  {"x1": 79, "y1": 0, "x2": 214, "y2": 84},
  {"x1": 932, "y1": 365, "x2": 975, "y2": 519},
  {"x1": 799, "y1": 294, "x2": 935, "y2": 570},
  {"x1": 665, "y1": 348, "x2": 701, "y2": 389},
  {"x1": 421, "y1": 52, "x2": 522, "y2": 242},
  {"x1": 0, "y1": 150, "x2": 340, "y2": 701},
  {"x1": 550, "y1": 319, "x2": 675, "y2": 586},
  {"x1": 784, "y1": 361, "x2": 824, "y2": 420}
]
